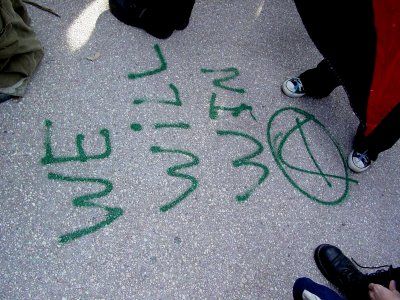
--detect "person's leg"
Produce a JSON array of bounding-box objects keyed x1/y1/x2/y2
[
  {"x1": 293, "y1": 277, "x2": 345, "y2": 300},
  {"x1": 299, "y1": 59, "x2": 341, "y2": 98},
  {"x1": 282, "y1": 59, "x2": 341, "y2": 98},
  {"x1": 353, "y1": 102, "x2": 400, "y2": 160},
  {"x1": 349, "y1": 102, "x2": 400, "y2": 172}
]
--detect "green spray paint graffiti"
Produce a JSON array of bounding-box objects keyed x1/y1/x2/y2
[
  {"x1": 127, "y1": 43, "x2": 200, "y2": 213},
  {"x1": 128, "y1": 44, "x2": 167, "y2": 80},
  {"x1": 130, "y1": 123, "x2": 143, "y2": 132},
  {"x1": 48, "y1": 173, "x2": 123, "y2": 244},
  {"x1": 128, "y1": 45, "x2": 183, "y2": 107},
  {"x1": 40, "y1": 43, "x2": 359, "y2": 244},
  {"x1": 132, "y1": 83, "x2": 182, "y2": 106},
  {"x1": 154, "y1": 123, "x2": 191, "y2": 129},
  {"x1": 131, "y1": 122, "x2": 191, "y2": 131},
  {"x1": 41, "y1": 106, "x2": 355, "y2": 243},
  {"x1": 125, "y1": 45, "x2": 355, "y2": 206},
  {"x1": 150, "y1": 146, "x2": 200, "y2": 212},
  {"x1": 202, "y1": 67, "x2": 256, "y2": 121},
  {"x1": 216, "y1": 130, "x2": 269, "y2": 202},
  {"x1": 267, "y1": 107, "x2": 357, "y2": 205},
  {"x1": 41, "y1": 120, "x2": 119, "y2": 244},
  {"x1": 41, "y1": 120, "x2": 111, "y2": 165},
  {"x1": 201, "y1": 67, "x2": 246, "y2": 94},
  {"x1": 209, "y1": 92, "x2": 256, "y2": 120}
]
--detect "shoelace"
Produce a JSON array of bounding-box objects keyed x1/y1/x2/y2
[
  {"x1": 355, "y1": 151, "x2": 370, "y2": 165},
  {"x1": 290, "y1": 78, "x2": 304, "y2": 93},
  {"x1": 351, "y1": 257, "x2": 393, "y2": 278}
]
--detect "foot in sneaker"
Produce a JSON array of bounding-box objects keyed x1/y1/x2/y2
[
  {"x1": 348, "y1": 150, "x2": 371, "y2": 173},
  {"x1": 282, "y1": 77, "x2": 305, "y2": 98}
]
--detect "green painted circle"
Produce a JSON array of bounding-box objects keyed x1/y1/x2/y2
[{"x1": 266, "y1": 107, "x2": 352, "y2": 205}]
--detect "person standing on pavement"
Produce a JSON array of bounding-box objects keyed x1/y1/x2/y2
[{"x1": 281, "y1": 0, "x2": 400, "y2": 173}]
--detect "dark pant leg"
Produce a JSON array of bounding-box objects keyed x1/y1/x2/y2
[
  {"x1": 299, "y1": 59, "x2": 342, "y2": 98},
  {"x1": 353, "y1": 102, "x2": 400, "y2": 160},
  {"x1": 391, "y1": 267, "x2": 400, "y2": 289},
  {"x1": 293, "y1": 277, "x2": 345, "y2": 300}
]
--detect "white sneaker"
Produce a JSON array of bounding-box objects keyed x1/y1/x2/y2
[
  {"x1": 348, "y1": 150, "x2": 371, "y2": 173},
  {"x1": 282, "y1": 77, "x2": 305, "y2": 98}
]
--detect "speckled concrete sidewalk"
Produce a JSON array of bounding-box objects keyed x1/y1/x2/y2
[{"x1": 1, "y1": 1, "x2": 399, "y2": 299}]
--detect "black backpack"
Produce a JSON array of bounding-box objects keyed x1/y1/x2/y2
[{"x1": 109, "y1": 0, "x2": 196, "y2": 39}]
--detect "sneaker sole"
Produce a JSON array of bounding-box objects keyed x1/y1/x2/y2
[
  {"x1": 281, "y1": 79, "x2": 305, "y2": 98},
  {"x1": 347, "y1": 150, "x2": 371, "y2": 173}
]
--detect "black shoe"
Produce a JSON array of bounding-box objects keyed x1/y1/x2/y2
[
  {"x1": 314, "y1": 244, "x2": 369, "y2": 299},
  {"x1": 314, "y1": 244, "x2": 400, "y2": 300}
]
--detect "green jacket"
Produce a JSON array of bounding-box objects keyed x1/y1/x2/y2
[{"x1": 0, "y1": 0, "x2": 43, "y2": 97}]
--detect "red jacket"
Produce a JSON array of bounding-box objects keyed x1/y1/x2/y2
[
  {"x1": 366, "y1": 0, "x2": 400, "y2": 135},
  {"x1": 294, "y1": 0, "x2": 400, "y2": 136}
]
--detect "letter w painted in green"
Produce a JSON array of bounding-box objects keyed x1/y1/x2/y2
[
  {"x1": 150, "y1": 146, "x2": 199, "y2": 212},
  {"x1": 48, "y1": 173, "x2": 123, "y2": 244}
]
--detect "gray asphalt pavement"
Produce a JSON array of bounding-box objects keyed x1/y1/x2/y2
[{"x1": 1, "y1": 0, "x2": 399, "y2": 299}]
